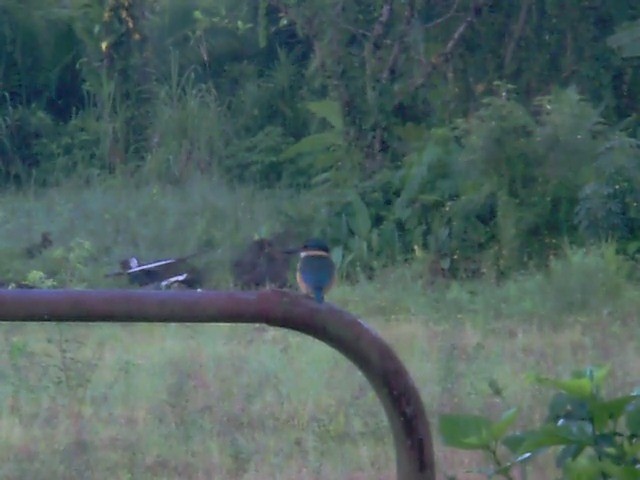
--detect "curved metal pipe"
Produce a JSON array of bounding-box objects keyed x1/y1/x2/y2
[{"x1": 0, "y1": 289, "x2": 435, "y2": 479}]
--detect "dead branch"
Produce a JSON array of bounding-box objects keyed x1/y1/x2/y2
[
  {"x1": 425, "y1": 0, "x2": 460, "y2": 29},
  {"x1": 381, "y1": 0, "x2": 415, "y2": 83},
  {"x1": 364, "y1": 1, "x2": 394, "y2": 103},
  {"x1": 504, "y1": 0, "x2": 532, "y2": 72},
  {"x1": 396, "y1": 1, "x2": 485, "y2": 106},
  {"x1": 371, "y1": 2, "x2": 393, "y2": 49}
]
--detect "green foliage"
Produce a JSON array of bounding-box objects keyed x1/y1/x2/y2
[
  {"x1": 450, "y1": 86, "x2": 595, "y2": 275},
  {"x1": 223, "y1": 125, "x2": 296, "y2": 187},
  {"x1": 362, "y1": 245, "x2": 627, "y2": 324},
  {"x1": 607, "y1": 19, "x2": 640, "y2": 58},
  {"x1": 327, "y1": 192, "x2": 403, "y2": 278},
  {"x1": 0, "y1": 0, "x2": 85, "y2": 109},
  {"x1": 305, "y1": 100, "x2": 344, "y2": 131},
  {"x1": 440, "y1": 409, "x2": 519, "y2": 451},
  {"x1": 23, "y1": 270, "x2": 56, "y2": 289},
  {"x1": 262, "y1": 85, "x2": 640, "y2": 280},
  {"x1": 575, "y1": 134, "x2": 640, "y2": 253},
  {"x1": 3, "y1": 0, "x2": 638, "y2": 184},
  {"x1": 0, "y1": 104, "x2": 56, "y2": 183},
  {"x1": 543, "y1": 244, "x2": 632, "y2": 314},
  {"x1": 393, "y1": 127, "x2": 461, "y2": 247},
  {"x1": 440, "y1": 366, "x2": 640, "y2": 479},
  {"x1": 384, "y1": 86, "x2": 640, "y2": 279},
  {"x1": 278, "y1": 99, "x2": 361, "y2": 188},
  {"x1": 144, "y1": 58, "x2": 228, "y2": 183},
  {"x1": 2, "y1": 0, "x2": 640, "y2": 280}
]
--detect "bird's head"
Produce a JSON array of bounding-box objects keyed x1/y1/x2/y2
[
  {"x1": 283, "y1": 238, "x2": 330, "y2": 255},
  {"x1": 301, "y1": 238, "x2": 330, "y2": 253}
]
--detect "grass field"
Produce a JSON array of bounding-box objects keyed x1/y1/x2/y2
[{"x1": 0, "y1": 178, "x2": 639, "y2": 479}]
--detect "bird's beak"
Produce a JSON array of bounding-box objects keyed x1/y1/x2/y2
[{"x1": 281, "y1": 247, "x2": 301, "y2": 255}]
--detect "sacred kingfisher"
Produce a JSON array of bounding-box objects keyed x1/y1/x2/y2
[{"x1": 287, "y1": 238, "x2": 336, "y2": 303}]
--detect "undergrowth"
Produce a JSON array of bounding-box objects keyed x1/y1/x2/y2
[{"x1": 0, "y1": 174, "x2": 317, "y2": 288}]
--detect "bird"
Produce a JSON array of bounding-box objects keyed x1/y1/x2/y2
[
  {"x1": 287, "y1": 238, "x2": 336, "y2": 304},
  {"x1": 231, "y1": 236, "x2": 292, "y2": 290},
  {"x1": 106, "y1": 251, "x2": 206, "y2": 289}
]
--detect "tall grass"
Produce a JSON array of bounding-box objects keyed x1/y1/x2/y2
[
  {"x1": 0, "y1": 178, "x2": 639, "y2": 479},
  {"x1": 0, "y1": 175, "x2": 304, "y2": 288},
  {"x1": 143, "y1": 53, "x2": 229, "y2": 183}
]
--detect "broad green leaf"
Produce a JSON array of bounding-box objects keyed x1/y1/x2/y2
[
  {"x1": 502, "y1": 432, "x2": 549, "y2": 467},
  {"x1": 599, "y1": 461, "x2": 640, "y2": 480},
  {"x1": 592, "y1": 433, "x2": 621, "y2": 461},
  {"x1": 563, "y1": 455, "x2": 604, "y2": 480},
  {"x1": 310, "y1": 171, "x2": 334, "y2": 186},
  {"x1": 556, "y1": 444, "x2": 585, "y2": 468},
  {"x1": 623, "y1": 437, "x2": 640, "y2": 459},
  {"x1": 532, "y1": 374, "x2": 594, "y2": 399},
  {"x1": 546, "y1": 392, "x2": 590, "y2": 422},
  {"x1": 348, "y1": 194, "x2": 371, "y2": 238},
  {"x1": 438, "y1": 413, "x2": 492, "y2": 450},
  {"x1": 535, "y1": 374, "x2": 593, "y2": 397},
  {"x1": 489, "y1": 407, "x2": 519, "y2": 441},
  {"x1": 584, "y1": 365, "x2": 611, "y2": 389},
  {"x1": 280, "y1": 132, "x2": 343, "y2": 159},
  {"x1": 313, "y1": 151, "x2": 347, "y2": 170},
  {"x1": 590, "y1": 394, "x2": 638, "y2": 431},
  {"x1": 626, "y1": 398, "x2": 640, "y2": 436},
  {"x1": 625, "y1": 240, "x2": 640, "y2": 256},
  {"x1": 348, "y1": 236, "x2": 369, "y2": 261},
  {"x1": 518, "y1": 423, "x2": 592, "y2": 453},
  {"x1": 306, "y1": 100, "x2": 344, "y2": 131}
]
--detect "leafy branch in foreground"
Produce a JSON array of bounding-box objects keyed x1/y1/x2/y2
[{"x1": 439, "y1": 366, "x2": 640, "y2": 479}]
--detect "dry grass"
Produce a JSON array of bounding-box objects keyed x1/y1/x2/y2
[{"x1": 0, "y1": 301, "x2": 637, "y2": 479}]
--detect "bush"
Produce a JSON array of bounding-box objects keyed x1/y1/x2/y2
[{"x1": 440, "y1": 366, "x2": 640, "y2": 479}]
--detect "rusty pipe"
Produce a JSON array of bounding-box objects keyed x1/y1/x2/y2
[{"x1": 0, "y1": 289, "x2": 435, "y2": 479}]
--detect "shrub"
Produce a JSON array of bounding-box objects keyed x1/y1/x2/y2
[{"x1": 440, "y1": 366, "x2": 640, "y2": 479}]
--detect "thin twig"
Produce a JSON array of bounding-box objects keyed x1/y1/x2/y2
[
  {"x1": 504, "y1": 0, "x2": 531, "y2": 72},
  {"x1": 398, "y1": 2, "x2": 483, "y2": 102},
  {"x1": 364, "y1": 1, "x2": 394, "y2": 104},
  {"x1": 425, "y1": 0, "x2": 460, "y2": 29},
  {"x1": 371, "y1": 2, "x2": 393, "y2": 46},
  {"x1": 381, "y1": 0, "x2": 415, "y2": 83}
]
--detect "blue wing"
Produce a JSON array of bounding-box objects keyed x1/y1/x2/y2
[{"x1": 299, "y1": 255, "x2": 335, "y2": 303}]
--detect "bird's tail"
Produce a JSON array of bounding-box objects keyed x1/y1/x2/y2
[{"x1": 313, "y1": 289, "x2": 324, "y2": 304}]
